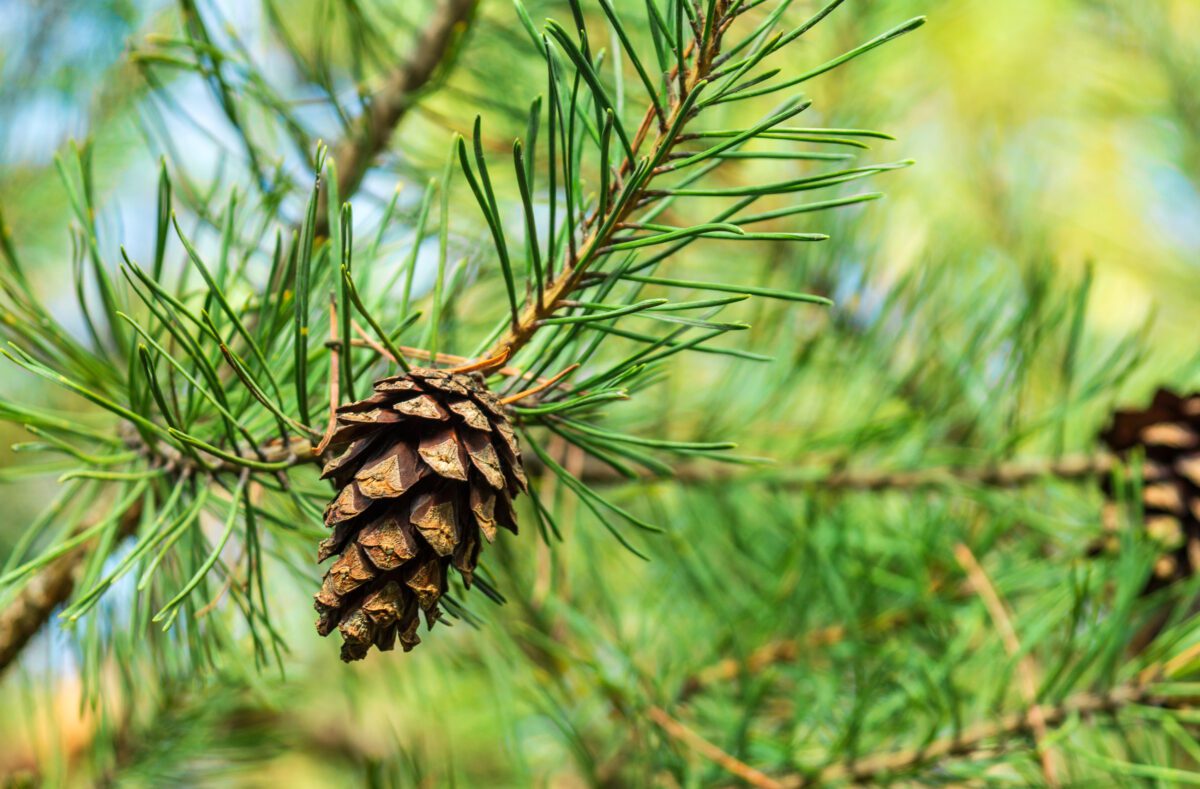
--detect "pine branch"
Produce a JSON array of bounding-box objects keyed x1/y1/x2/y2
[
  {"x1": 649, "y1": 705, "x2": 786, "y2": 789},
  {"x1": 0, "y1": 501, "x2": 143, "y2": 675},
  {"x1": 657, "y1": 680, "x2": 1187, "y2": 786},
  {"x1": 659, "y1": 534, "x2": 1200, "y2": 786},
  {"x1": 0, "y1": 0, "x2": 480, "y2": 676},
  {"x1": 530, "y1": 451, "x2": 1122, "y2": 491},
  {"x1": 799, "y1": 684, "x2": 1165, "y2": 786},
  {"x1": 480, "y1": 0, "x2": 738, "y2": 370},
  {"x1": 1, "y1": 1, "x2": 933, "y2": 733},
  {"x1": 314, "y1": 0, "x2": 479, "y2": 236}
]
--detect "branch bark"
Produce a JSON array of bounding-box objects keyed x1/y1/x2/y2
[
  {"x1": 315, "y1": 0, "x2": 478, "y2": 236},
  {"x1": 548, "y1": 451, "x2": 1120, "y2": 491},
  {"x1": 0, "y1": 502, "x2": 143, "y2": 675},
  {"x1": 798, "y1": 685, "x2": 1156, "y2": 786},
  {"x1": 648, "y1": 705, "x2": 786, "y2": 789},
  {"x1": 479, "y1": 2, "x2": 731, "y2": 371},
  {"x1": 780, "y1": 452, "x2": 1118, "y2": 491},
  {"x1": 659, "y1": 680, "x2": 1176, "y2": 786}
]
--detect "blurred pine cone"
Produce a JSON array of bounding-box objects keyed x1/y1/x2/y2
[
  {"x1": 316, "y1": 367, "x2": 525, "y2": 662},
  {"x1": 1100, "y1": 388, "x2": 1200, "y2": 587}
]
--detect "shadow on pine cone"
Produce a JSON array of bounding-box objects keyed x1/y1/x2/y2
[
  {"x1": 316, "y1": 368, "x2": 526, "y2": 662},
  {"x1": 1099, "y1": 388, "x2": 1200, "y2": 590}
]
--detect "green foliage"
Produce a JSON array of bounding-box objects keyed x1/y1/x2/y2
[
  {"x1": 1, "y1": 0, "x2": 1199, "y2": 785},
  {"x1": 0, "y1": 0, "x2": 924, "y2": 674}
]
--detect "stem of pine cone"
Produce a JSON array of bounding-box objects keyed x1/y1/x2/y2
[{"x1": 480, "y1": 1, "x2": 732, "y2": 371}]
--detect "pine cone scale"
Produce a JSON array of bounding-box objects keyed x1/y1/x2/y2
[
  {"x1": 325, "y1": 483, "x2": 373, "y2": 524},
  {"x1": 450, "y1": 399, "x2": 492, "y2": 431},
  {"x1": 395, "y1": 394, "x2": 451, "y2": 420},
  {"x1": 357, "y1": 513, "x2": 419, "y2": 569},
  {"x1": 1179, "y1": 456, "x2": 1200, "y2": 487},
  {"x1": 419, "y1": 428, "x2": 470, "y2": 480},
  {"x1": 1101, "y1": 388, "x2": 1200, "y2": 587},
  {"x1": 354, "y1": 442, "x2": 426, "y2": 499}
]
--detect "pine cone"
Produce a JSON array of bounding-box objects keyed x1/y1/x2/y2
[
  {"x1": 315, "y1": 367, "x2": 525, "y2": 661},
  {"x1": 1099, "y1": 388, "x2": 1200, "y2": 587}
]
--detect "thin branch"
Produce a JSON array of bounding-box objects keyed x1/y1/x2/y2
[
  {"x1": 315, "y1": 0, "x2": 479, "y2": 236},
  {"x1": 774, "y1": 453, "x2": 1120, "y2": 491},
  {"x1": 954, "y1": 543, "x2": 1059, "y2": 787},
  {"x1": 194, "y1": 557, "x2": 240, "y2": 619},
  {"x1": 480, "y1": 1, "x2": 734, "y2": 370},
  {"x1": 0, "y1": 502, "x2": 143, "y2": 675},
  {"x1": 348, "y1": 322, "x2": 570, "y2": 385},
  {"x1": 648, "y1": 705, "x2": 786, "y2": 789},
  {"x1": 500, "y1": 364, "x2": 579, "y2": 404},
  {"x1": 348, "y1": 322, "x2": 512, "y2": 375},
  {"x1": 678, "y1": 607, "x2": 924, "y2": 700},
  {"x1": 529, "y1": 452, "x2": 1121, "y2": 491},
  {"x1": 315, "y1": 298, "x2": 342, "y2": 456},
  {"x1": 797, "y1": 685, "x2": 1161, "y2": 786}
]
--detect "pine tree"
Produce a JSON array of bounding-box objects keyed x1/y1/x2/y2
[{"x1": 2, "y1": 0, "x2": 1200, "y2": 785}]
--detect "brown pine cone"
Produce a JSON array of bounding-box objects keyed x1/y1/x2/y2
[
  {"x1": 1100, "y1": 388, "x2": 1200, "y2": 587},
  {"x1": 315, "y1": 367, "x2": 525, "y2": 661}
]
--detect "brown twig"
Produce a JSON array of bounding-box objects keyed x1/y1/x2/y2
[
  {"x1": 526, "y1": 452, "x2": 1120, "y2": 492},
  {"x1": 349, "y1": 321, "x2": 531, "y2": 379},
  {"x1": 810, "y1": 453, "x2": 1119, "y2": 491},
  {"x1": 0, "y1": 502, "x2": 143, "y2": 676},
  {"x1": 797, "y1": 685, "x2": 1164, "y2": 786},
  {"x1": 315, "y1": 0, "x2": 479, "y2": 236},
  {"x1": 500, "y1": 364, "x2": 579, "y2": 405},
  {"x1": 347, "y1": 322, "x2": 397, "y2": 363},
  {"x1": 314, "y1": 298, "x2": 342, "y2": 456},
  {"x1": 954, "y1": 543, "x2": 1059, "y2": 786},
  {"x1": 447, "y1": 352, "x2": 510, "y2": 375},
  {"x1": 195, "y1": 559, "x2": 240, "y2": 619},
  {"x1": 648, "y1": 705, "x2": 786, "y2": 789},
  {"x1": 678, "y1": 608, "x2": 923, "y2": 701},
  {"x1": 477, "y1": 3, "x2": 733, "y2": 372}
]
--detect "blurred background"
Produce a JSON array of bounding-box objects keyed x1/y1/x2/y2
[{"x1": 0, "y1": 0, "x2": 1198, "y2": 785}]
